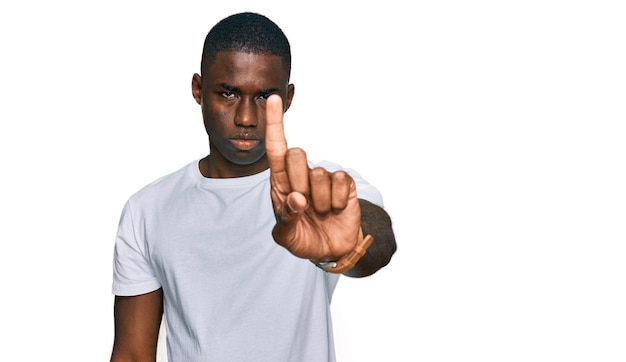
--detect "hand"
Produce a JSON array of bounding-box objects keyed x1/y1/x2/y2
[{"x1": 265, "y1": 95, "x2": 361, "y2": 261}]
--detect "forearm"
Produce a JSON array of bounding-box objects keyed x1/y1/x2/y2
[{"x1": 344, "y1": 199, "x2": 397, "y2": 277}]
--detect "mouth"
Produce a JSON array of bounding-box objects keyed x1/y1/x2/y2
[{"x1": 229, "y1": 135, "x2": 261, "y2": 151}]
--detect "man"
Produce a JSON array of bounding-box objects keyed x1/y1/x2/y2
[{"x1": 111, "y1": 12, "x2": 396, "y2": 361}]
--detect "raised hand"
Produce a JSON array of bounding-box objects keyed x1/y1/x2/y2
[{"x1": 265, "y1": 95, "x2": 362, "y2": 262}]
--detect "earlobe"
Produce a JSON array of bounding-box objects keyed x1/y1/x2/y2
[
  {"x1": 284, "y1": 84, "x2": 295, "y2": 112},
  {"x1": 191, "y1": 74, "x2": 202, "y2": 105}
]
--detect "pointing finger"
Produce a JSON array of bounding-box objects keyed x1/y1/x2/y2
[{"x1": 265, "y1": 94, "x2": 288, "y2": 173}]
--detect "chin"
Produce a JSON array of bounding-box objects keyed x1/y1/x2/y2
[{"x1": 228, "y1": 153, "x2": 265, "y2": 166}]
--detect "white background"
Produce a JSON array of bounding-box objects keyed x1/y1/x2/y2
[{"x1": 1, "y1": 1, "x2": 625, "y2": 361}]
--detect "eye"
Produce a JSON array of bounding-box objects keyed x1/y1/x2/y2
[
  {"x1": 221, "y1": 91, "x2": 235, "y2": 99},
  {"x1": 257, "y1": 92, "x2": 273, "y2": 101}
]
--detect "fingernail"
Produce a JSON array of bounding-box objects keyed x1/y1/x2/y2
[{"x1": 286, "y1": 198, "x2": 298, "y2": 214}]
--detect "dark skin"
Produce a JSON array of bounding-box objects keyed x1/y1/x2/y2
[
  {"x1": 264, "y1": 93, "x2": 396, "y2": 273},
  {"x1": 111, "y1": 289, "x2": 163, "y2": 361},
  {"x1": 111, "y1": 51, "x2": 396, "y2": 361}
]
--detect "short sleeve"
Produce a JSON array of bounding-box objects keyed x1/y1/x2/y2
[{"x1": 111, "y1": 200, "x2": 161, "y2": 296}]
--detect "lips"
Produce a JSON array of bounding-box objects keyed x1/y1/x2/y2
[{"x1": 230, "y1": 135, "x2": 260, "y2": 151}]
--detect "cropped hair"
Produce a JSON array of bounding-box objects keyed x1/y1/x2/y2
[{"x1": 201, "y1": 12, "x2": 291, "y2": 77}]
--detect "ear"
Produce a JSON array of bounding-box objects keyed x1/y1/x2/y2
[
  {"x1": 284, "y1": 84, "x2": 295, "y2": 112},
  {"x1": 192, "y1": 73, "x2": 202, "y2": 105}
]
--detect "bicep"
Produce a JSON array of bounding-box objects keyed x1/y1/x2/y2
[{"x1": 111, "y1": 288, "x2": 163, "y2": 361}]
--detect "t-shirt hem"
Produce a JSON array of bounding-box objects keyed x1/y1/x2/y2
[{"x1": 112, "y1": 280, "x2": 161, "y2": 297}]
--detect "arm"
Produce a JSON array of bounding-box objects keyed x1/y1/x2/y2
[
  {"x1": 343, "y1": 199, "x2": 397, "y2": 278},
  {"x1": 110, "y1": 288, "x2": 163, "y2": 362},
  {"x1": 265, "y1": 95, "x2": 397, "y2": 275}
]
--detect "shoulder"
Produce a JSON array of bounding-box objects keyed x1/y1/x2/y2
[{"x1": 127, "y1": 160, "x2": 198, "y2": 207}]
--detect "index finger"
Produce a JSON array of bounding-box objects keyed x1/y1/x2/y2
[{"x1": 265, "y1": 94, "x2": 288, "y2": 173}]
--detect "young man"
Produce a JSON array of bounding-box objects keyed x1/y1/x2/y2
[{"x1": 111, "y1": 12, "x2": 396, "y2": 361}]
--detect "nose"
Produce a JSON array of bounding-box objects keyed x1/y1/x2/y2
[{"x1": 234, "y1": 98, "x2": 258, "y2": 127}]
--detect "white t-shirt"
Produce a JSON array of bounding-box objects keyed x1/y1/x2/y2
[{"x1": 112, "y1": 160, "x2": 383, "y2": 361}]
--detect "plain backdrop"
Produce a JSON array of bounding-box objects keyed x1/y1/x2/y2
[{"x1": 1, "y1": 1, "x2": 625, "y2": 361}]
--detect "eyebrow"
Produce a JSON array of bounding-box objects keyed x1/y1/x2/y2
[
  {"x1": 220, "y1": 83, "x2": 236, "y2": 91},
  {"x1": 219, "y1": 83, "x2": 278, "y2": 96},
  {"x1": 259, "y1": 88, "x2": 278, "y2": 97}
]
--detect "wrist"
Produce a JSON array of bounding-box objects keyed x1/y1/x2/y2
[{"x1": 311, "y1": 227, "x2": 374, "y2": 274}]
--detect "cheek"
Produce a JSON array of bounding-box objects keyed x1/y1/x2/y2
[
  {"x1": 203, "y1": 94, "x2": 230, "y2": 115},
  {"x1": 203, "y1": 104, "x2": 232, "y2": 127},
  {"x1": 257, "y1": 121, "x2": 266, "y2": 136}
]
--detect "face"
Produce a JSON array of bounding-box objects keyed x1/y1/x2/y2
[{"x1": 192, "y1": 51, "x2": 294, "y2": 178}]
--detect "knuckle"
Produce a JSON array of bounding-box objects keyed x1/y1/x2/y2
[
  {"x1": 331, "y1": 170, "x2": 351, "y2": 184},
  {"x1": 286, "y1": 147, "x2": 306, "y2": 161},
  {"x1": 310, "y1": 167, "x2": 329, "y2": 180}
]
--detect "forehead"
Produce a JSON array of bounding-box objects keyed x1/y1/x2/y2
[{"x1": 204, "y1": 51, "x2": 289, "y2": 86}]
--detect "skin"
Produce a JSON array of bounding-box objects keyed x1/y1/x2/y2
[
  {"x1": 111, "y1": 50, "x2": 396, "y2": 361},
  {"x1": 194, "y1": 51, "x2": 294, "y2": 178},
  {"x1": 264, "y1": 95, "x2": 396, "y2": 275},
  {"x1": 110, "y1": 289, "x2": 163, "y2": 361}
]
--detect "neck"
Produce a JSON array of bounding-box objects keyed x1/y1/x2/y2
[{"x1": 198, "y1": 154, "x2": 269, "y2": 178}]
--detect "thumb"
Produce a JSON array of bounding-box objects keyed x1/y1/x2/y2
[
  {"x1": 280, "y1": 191, "x2": 307, "y2": 223},
  {"x1": 272, "y1": 192, "x2": 307, "y2": 246}
]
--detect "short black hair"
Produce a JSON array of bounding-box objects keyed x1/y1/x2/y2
[{"x1": 201, "y1": 12, "x2": 291, "y2": 77}]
